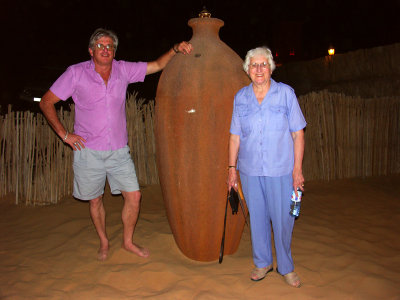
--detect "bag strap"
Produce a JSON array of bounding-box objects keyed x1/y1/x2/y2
[
  {"x1": 219, "y1": 193, "x2": 229, "y2": 264},
  {"x1": 238, "y1": 192, "x2": 249, "y2": 227},
  {"x1": 219, "y1": 185, "x2": 249, "y2": 264}
]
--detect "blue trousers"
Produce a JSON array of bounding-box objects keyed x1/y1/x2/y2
[{"x1": 240, "y1": 172, "x2": 295, "y2": 275}]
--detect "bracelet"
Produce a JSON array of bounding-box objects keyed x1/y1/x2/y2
[
  {"x1": 227, "y1": 166, "x2": 236, "y2": 170},
  {"x1": 63, "y1": 131, "x2": 69, "y2": 142},
  {"x1": 172, "y1": 44, "x2": 179, "y2": 53}
]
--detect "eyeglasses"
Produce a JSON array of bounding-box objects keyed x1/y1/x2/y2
[
  {"x1": 250, "y1": 62, "x2": 269, "y2": 70},
  {"x1": 95, "y1": 43, "x2": 115, "y2": 51}
]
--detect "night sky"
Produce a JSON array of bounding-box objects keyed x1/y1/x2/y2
[{"x1": 2, "y1": 0, "x2": 400, "y2": 109}]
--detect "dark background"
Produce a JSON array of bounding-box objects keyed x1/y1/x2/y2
[{"x1": 2, "y1": 0, "x2": 400, "y2": 111}]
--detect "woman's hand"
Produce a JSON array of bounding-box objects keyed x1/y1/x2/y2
[
  {"x1": 292, "y1": 169, "x2": 304, "y2": 196},
  {"x1": 227, "y1": 168, "x2": 238, "y2": 191}
]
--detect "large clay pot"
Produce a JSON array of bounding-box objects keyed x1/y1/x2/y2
[{"x1": 155, "y1": 15, "x2": 250, "y2": 261}]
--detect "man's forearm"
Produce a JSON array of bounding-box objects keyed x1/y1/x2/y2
[
  {"x1": 39, "y1": 100, "x2": 67, "y2": 139},
  {"x1": 146, "y1": 41, "x2": 193, "y2": 75}
]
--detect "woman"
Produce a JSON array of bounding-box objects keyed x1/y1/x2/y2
[{"x1": 227, "y1": 47, "x2": 306, "y2": 287}]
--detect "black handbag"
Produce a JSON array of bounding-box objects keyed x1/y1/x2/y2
[
  {"x1": 219, "y1": 188, "x2": 247, "y2": 263},
  {"x1": 228, "y1": 188, "x2": 239, "y2": 214}
]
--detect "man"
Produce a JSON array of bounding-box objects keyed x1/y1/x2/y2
[{"x1": 40, "y1": 28, "x2": 193, "y2": 261}]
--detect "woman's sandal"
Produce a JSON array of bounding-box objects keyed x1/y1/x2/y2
[
  {"x1": 277, "y1": 268, "x2": 301, "y2": 288},
  {"x1": 283, "y1": 272, "x2": 301, "y2": 288},
  {"x1": 250, "y1": 265, "x2": 273, "y2": 281}
]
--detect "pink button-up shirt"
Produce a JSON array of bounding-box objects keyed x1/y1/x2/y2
[{"x1": 50, "y1": 59, "x2": 147, "y2": 151}]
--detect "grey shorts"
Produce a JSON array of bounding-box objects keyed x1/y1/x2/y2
[{"x1": 73, "y1": 145, "x2": 139, "y2": 200}]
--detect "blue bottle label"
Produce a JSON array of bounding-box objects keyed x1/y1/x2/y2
[
  {"x1": 291, "y1": 189, "x2": 302, "y2": 202},
  {"x1": 290, "y1": 188, "x2": 302, "y2": 217}
]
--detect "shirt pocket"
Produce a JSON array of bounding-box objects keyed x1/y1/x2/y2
[
  {"x1": 236, "y1": 104, "x2": 250, "y2": 117},
  {"x1": 268, "y1": 105, "x2": 288, "y2": 131},
  {"x1": 236, "y1": 104, "x2": 252, "y2": 136}
]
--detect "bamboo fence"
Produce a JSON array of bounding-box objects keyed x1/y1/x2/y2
[
  {"x1": 0, "y1": 105, "x2": 74, "y2": 205},
  {"x1": 126, "y1": 96, "x2": 159, "y2": 185},
  {"x1": 0, "y1": 93, "x2": 157, "y2": 205},
  {"x1": 300, "y1": 91, "x2": 400, "y2": 181},
  {"x1": 0, "y1": 91, "x2": 399, "y2": 205}
]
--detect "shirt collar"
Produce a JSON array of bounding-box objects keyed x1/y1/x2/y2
[
  {"x1": 87, "y1": 58, "x2": 115, "y2": 70},
  {"x1": 247, "y1": 79, "x2": 277, "y2": 106},
  {"x1": 87, "y1": 59, "x2": 116, "y2": 81}
]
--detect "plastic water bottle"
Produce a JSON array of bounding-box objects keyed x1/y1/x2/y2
[{"x1": 290, "y1": 188, "x2": 302, "y2": 217}]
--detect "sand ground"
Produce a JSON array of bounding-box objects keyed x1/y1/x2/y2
[{"x1": 1, "y1": 175, "x2": 399, "y2": 299}]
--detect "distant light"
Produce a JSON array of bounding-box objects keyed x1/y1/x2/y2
[
  {"x1": 34, "y1": 97, "x2": 41, "y2": 102},
  {"x1": 289, "y1": 49, "x2": 295, "y2": 56},
  {"x1": 328, "y1": 48, "x2": 335, "y2": 56}
]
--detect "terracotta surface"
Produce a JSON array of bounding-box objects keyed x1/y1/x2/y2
[{"x1": 154, "y1": 17, "x2": 251, "y2": 261}]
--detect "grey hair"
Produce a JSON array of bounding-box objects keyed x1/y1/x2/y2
[
  {"x1": 88, "y1": 28, "x2": 119, "y2": 52},
  {"x1": 243, "y1": 47, "x2": 276, "y2": 73}
]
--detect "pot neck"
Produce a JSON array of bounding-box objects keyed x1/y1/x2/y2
[{"x1": 188, "y1": 18, "x2": 224, "y2": 39}]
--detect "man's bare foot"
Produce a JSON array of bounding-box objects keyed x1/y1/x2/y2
[
  {"x1": 122, "y1": 242, "x2": 149, "y2": 258},
  {"x1": 97, "y1": 247, "x2": 109, "y2": 261}
]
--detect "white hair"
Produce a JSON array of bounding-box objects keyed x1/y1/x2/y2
[{"x1": 243, "y1": 47, "x2": 276, "y2": 73}]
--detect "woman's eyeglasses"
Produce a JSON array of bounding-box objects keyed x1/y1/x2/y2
[{"x1": 250, "y1": 62, "x2": 269, "y2": 70}]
